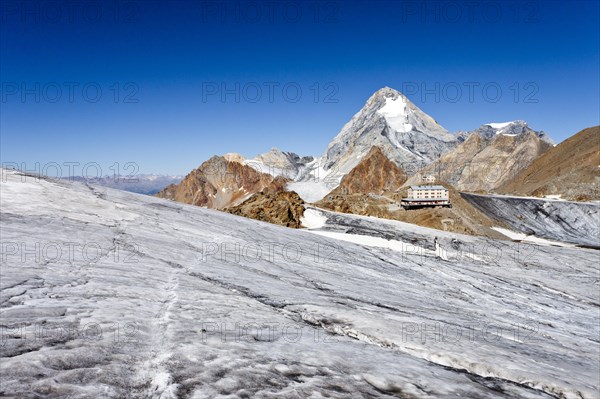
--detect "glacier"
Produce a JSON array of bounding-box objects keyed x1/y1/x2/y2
[
  {"x1": 462, "y1": 193, "x2": 600, "y2": 248},
  {"x1": 1, "y1": 169, "x2": 599, "y2": 398}
]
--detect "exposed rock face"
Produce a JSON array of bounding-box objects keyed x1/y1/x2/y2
[
  {"x1": 406, "y1": 131, "x2": 553, "y2": 192},
  {"x1": 156, "y1": 156, "x2": 288, "y2": 209},
  {"x1": 462, "y1": 193, "x2": 600, "y2": 247},
  {"x1": 299, "y1": 87, "x2": 458, "y2": 188},
  {"x1": 226, "y1": 191, "x2": 305, "y2": 228},
  {"x1": 326, "y1": 146, "x2": 408, "y2": 196},
  {"x1": 498, "y1": 126, "x2": 600, "y2": 200}
]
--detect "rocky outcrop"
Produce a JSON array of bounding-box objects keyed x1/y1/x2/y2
[
  {"x1": 226, "y1": 191, "x2": 305, "y2": 228},
  {"x1": 326, "y1": 146, "x2": 407, "y2": 196},
  {"x1": 406, "y1": 131, "x2": 552, "y2": 192},
  {"x1": 156, "y1": 155, "x2": 288, "y2": 209},
  {"x1": 498, "y1": 126, "x2": 600, "y2": 201},
  {"x1": 462, "y1": 193, "x2": 600, "y2": 247}
]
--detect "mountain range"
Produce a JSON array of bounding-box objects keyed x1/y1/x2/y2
[{"x1": 157, "y1": 86, "x2": 566, "y2": 213}]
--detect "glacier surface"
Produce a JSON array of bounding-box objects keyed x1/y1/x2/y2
[{"x1": 0, "y1": 170, "x2": 598, "y2": 398}]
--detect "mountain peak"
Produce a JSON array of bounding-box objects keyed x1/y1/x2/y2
[
  {"x1": 473, "y1": 121, "x2": 554, "y2": 144},
  {"x1": 325, "y1": 145, "x2": 408, "y2": 196},
  {"x1": 367, "y1": 86, "x2": 409, "y2": 106},
  {"x1": 222, "y1": 153, "x2": 245, "y2": 163},
  {"x1": 484, "y1": 120, "x2": 523, "y2": 129},
  {"x1": 312, "y1": 86, "x2": 456, "y2": 184}
]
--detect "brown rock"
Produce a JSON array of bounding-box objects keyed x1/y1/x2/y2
[
  {"x1": 498, "y1": 126, "x2": 600, "y2": 200},
  {"x1": 226, "y1": 191, "x2": 306, "y2": 228},
  {"x1": 327, "y1": 146, "x2": 408, "y2": 196},
  {"x1": 156, "y1": 155, "x2": 287, "y2": 209}
]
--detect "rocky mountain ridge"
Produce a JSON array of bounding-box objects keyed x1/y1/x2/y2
[
  {"x1": 497, "y1": 126, "x2": 600, "y2": 200},
  {"x1": 156, "y1": 155, "x2": 288, "y2": 209}
]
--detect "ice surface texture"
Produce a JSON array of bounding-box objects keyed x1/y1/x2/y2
[{"x1": 1, "y1": 170, "x2": 598, "y2": 398}]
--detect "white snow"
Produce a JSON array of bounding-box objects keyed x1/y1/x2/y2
[
  {"x1": 485, "y1": 121, "x2": 515, "y2": 129},
  {"x1": 286, "y1": 181, "x2": 331, "y2": 203},
  {"x1": 491, "y1": 227, "x2": 577, "y2": 248},
  {"x1": 377, "y1": 97, "x2": 413, "y2": 133},
  {"x1": 300, "y1": 208, "x2": 328, "y2": 229},
  {"x1": 307, "y1": 230, "x2": 431, "y2": 257},
  {"x1": 1, "y1": 169, "x2": 598, "y2": 399}
]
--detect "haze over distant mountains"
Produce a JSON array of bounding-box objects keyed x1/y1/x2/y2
[{"x1": 66, "y1": 174, "x2": 183, "y2": 195}]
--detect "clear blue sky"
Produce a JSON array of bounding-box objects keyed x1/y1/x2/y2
[{"x1": 1, "y1": 0, "x2": 598, "y2": 175}]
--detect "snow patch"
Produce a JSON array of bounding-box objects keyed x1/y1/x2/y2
[
  {"x1": 485, "y1": 121, "x2": 515, "y2": 129},
  {"x1": 307, "y1": 230, "x2": 432, "y2": 257},
  {"x1": 491, "y1": 227, "x2": 577, "y2": 248},
  {"x1": 286, "y1": 181, "x2": 331, "y2": 203},
  {"x1": 300, "y1": 208, "x2": 327, "y2": 229},
  {"x1": 377, "y1": 97, "x2": 413, "y2": 133}
]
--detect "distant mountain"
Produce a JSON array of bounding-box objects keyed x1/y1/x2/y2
[
  {"x1": 244, "y1": 148, "x2": 314, "y2": 180},
  {"x1": 406, "y1": 129, "x2": 553, "y2": 193},
  {"x1": 300, "y1": 87, "x2": 457, "y2": 188},
  {"x1": 156, "y1": 155, "x2": 287, "y2": 209},
  {"x1": 456, "y1": 120, "x2": 554, "y2": 145},
  {"x1": 66, "y1": 174, "x2": 182, "y2": 195},
  {"x1": 498, "y1": 126, "x2": 600, "y2": 201}
]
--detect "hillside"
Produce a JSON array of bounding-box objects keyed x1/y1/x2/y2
[
  {"x1": 498, "y1": 126, "x2": 600, "y2": 200},
  {"x1": 406, "y1": 130, "x2": 553, "y2": 193},
  {"x1": 317, "y1": 184, "x2": 507, "y2": 239}
]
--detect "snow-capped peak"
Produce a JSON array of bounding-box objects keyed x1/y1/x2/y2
[
  {"x1": 461, "y1": 120, "x2": 555, "y2": 145},
  {"x1": 291, "y1": 87, "x2": 458, "y2": 201},
  {"x1": 485, "y1": 121, "x2": 518, "y2": 130}
]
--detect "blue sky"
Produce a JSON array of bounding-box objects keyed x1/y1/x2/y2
[{"x1": 1, "y1": 0, "x2": 599, "y2": 175}]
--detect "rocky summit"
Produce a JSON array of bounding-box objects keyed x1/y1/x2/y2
[
  {"x1": 325, "y1": 146, "x2": 408, "y2": 196},
  {"x1": 156, "y1": 155, "x2": 288, "y2": 209},
  {"x1": 226, "y1": 190, "x2": 306, "y2": 228}
]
